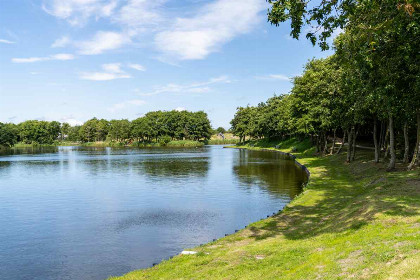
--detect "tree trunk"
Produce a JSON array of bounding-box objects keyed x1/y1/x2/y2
[
  {"x1": 323, "y1": 131, "x2": 328, "y2": 154},
  {"x1": 403, "y1": 122, "x2": 410, "y2": 164},
  {"x1": 373, "y1": 118, "x2": 380, "y2": 163},
  {"x1": 350, "y1": 127, "x2": 358, "y2": 162},
  {"x1": 330, "y1": 129, "x2": 336, "y2": 155},
  {"x1": 316, "y1": 135, "x2": 321, "y2": 153},
  {"x1": 383, "y1": 125, "x2": 390, "y2": 160},
  {"x1": 346, "y1": 128, "x2": 353, "y2": 162},
  {"x1": 387, "y1": 114, "x2": 396, "y2": 171},
  {"x1": 337, "y1": 130, "x2": 346, "y2": 154},
  {"x1": 408, "y1": 111, "x2": 420, "y2": 170},
  {"x1": 379, "y1": 121, "x2": 384, "y2": 150}
]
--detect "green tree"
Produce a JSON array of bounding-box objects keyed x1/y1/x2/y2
[
  {"x1": 0, "y1": 123, "x2": 18, "y2": 147},
  {"x1": 61, "y1": 123, "x2": 70, "y2": 140},
  {"x1": 216, "y1": 127, "x2": 226, "y2": 134},
  {"x1": 79, "y1": 118, "x2": 99, "y2": 142},
  {"x1": 109, "y1": 119, "x2": 131, "y2": 142}
]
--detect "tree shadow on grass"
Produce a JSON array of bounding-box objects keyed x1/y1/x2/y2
[{"x1": 247, "y1": 151, "x2": 420, "y2": 241}]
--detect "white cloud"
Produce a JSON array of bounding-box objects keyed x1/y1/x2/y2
[
  {"x1": 102, "y1": 0, "x2": 118, "y2": 17},
  {"x1": 102, "y1": 63, "x2": 123, "y2": 73},
  {"x1": 60, "y1": 117, "x2": 83, "y2": 126},
  {"x1": 255, "y1": 74, "x2": 291, "y2": 81},
  {"x1": 154, "y1": 0, "x2": 265, "y2": 60},
  {"x1": 109, "y1": 99, "x2": 146, "y2": 112},
  {"x1": 80, "y1": 63, "x2": 131, "y2": 81},
  {"x1": 51, "y1": 53, "x2": 75, "y2": 60},
  {"x1": 42, "y1": 0, "x2": 118, "y2": 26},
  {"x1": 41, "y1": 0, "x2": 266, "y2": 60},
  {"x1": 0, "y1": 39, "x2": 15, "y2": 44},
  {"x1": 139, "y1": 75, "x2": 230, "y2": 96},
  {"x1": 12, "y1": 57, "x2": 45, "y2": 63},
  {"x1": 76, "y1": 31, "x2": 130, "y2": 55},
  {"x1": 51, "y1": 36, "x2": 70, "y2": 48},
  {"x1": 128, "y1": 63, "x2": 146, "y2": 71},
  {"x1": 12, "y1": 53, "x2": 75, "y2": 63},
  {"x1": 187, "y1": 87, "x2": 210, "y2": 93},
  {"x1": 80, "y1": 72, "x2": 131, "y2": 81},
  {"x1": 175, "y1": 107, "x2": 186, "y2": 112},
  {"x1": 114, "y1": 0, "x2": 165, "y2": 28}
]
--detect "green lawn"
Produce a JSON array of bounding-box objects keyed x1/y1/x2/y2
[{"x1": 110, "y1": 139, "x2": 420, "y2": 280}]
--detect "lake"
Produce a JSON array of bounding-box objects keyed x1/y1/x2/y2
[{"x1": 0, "y1": 145, "x2": 307, "y2": 280}]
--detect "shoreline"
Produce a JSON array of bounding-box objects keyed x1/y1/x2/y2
[
  {"x1": 141, "y1": 146, "x2": 311, "y2": 268},
  {"x1": 110, "y1": 140, "x2": 420, "y2": 280},
  {"x1": 111, "y1": 143, "x2": 314, "y2": 275},
  {"x1": 7, "y1": 140, "x2": 238, "y2": 149},
  {"x1": 227, "y1": 146, "x2": 311, "y2": 179}
]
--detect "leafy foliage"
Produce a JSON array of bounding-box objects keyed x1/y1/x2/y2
[{"x1": 0, "y1": 110, "x2": 212, "y2": 147}]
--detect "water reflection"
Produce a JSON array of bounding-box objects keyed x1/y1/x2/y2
[
  {"x1": 140, "y1": 157, "x2": 209, "y2": 178},
  {"x1": 0, "y1": 146, "x2": 59, "y2": 156},
  {"x1": 233, "y1": 149, "x2": 306, "y2": 199}
]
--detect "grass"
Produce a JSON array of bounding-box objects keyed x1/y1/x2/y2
[
  {"x1": 81, "y1": 141, "x2": 123, "y2": 147},
  {"x1": 13, "y1": 142, "x2": 59, "y2": 148},
  {"x1": 208, "y1": 139, "x2": 239, "y2": 145},
  {"x1": 165, "y1": 140, "x2": 204, "y2": 147},
  {"x1": 11, "y1": 141, "x2": 80, "y2": 148},
  {"x1": 79, "y1": 140, "x2": 205, "y2": 148},
  {"x1": 109, "y1": 138, "x2": 420, "y2": 280},
  {"x1": 131, "y1": 140, "x2": 204, "y2": 148},
  {"x1": 209, "y1": 133, "x2": 240, "y2": 145}
]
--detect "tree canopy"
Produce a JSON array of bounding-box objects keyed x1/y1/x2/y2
[
  {"x1": 0, "y1": 110, "x2": 212, "y2": 147},
  {"x1": 260, "y1": 0, "x2": 420, "y2": 170}
]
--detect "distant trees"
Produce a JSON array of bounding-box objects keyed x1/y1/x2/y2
[
  {"x1": 79, "y1": 118, "x2": 109, "y2": 142},
  {"x1": 109, "y1": 119, "x2": 131, "y2": 142},
  {"x1": 61, "y1": 123, "x2": 70, "y2": 140},
  {"x1": 0, "y1": 123, "x2": 18, "y2": 147},
  {"x1": 18, "y1": 120, "x2": 61, "y2": 144},
  {"x1": 0, "y1": 110, "x2": 212, "y2": 147},
  {"x1": 131, "y1": 110, "x2": 211, "y2": 142}
]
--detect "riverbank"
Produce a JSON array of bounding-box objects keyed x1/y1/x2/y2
[
  {"x1": 8, "y1": 136, "x2": 238, "y2": 149},
  {"x1": 208, "y1": 133, "x2": 239, "y2": 145},
  {"x1": 9, "y1": 140, "x2": 205, "y2": 148},
  {"x1": 81, "y1": 140, "x2": 205, "y2": 148},
  {"x1": 109, "y1": 138, "x2": 420, "y2": 280}
]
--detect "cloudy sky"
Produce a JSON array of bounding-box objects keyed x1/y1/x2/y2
[{"x1": 0, "y1": 0, "x2": 331, "y2": 128}]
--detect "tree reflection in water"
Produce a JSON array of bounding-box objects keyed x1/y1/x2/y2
[{"x1": 233, "y1": 149, "x2": 307, "y2": 199}]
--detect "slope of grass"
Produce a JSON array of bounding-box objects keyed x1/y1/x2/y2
[{"x1": 109, "y1": 139, "x2": 420, "y2": 280}]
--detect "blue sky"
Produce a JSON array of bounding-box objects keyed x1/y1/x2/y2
[{"x1": 0, "y1": 0, "x2": 332, "y2": 128}]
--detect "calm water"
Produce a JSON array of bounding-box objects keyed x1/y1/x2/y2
[{"x1": 0, "y1": 145, "x2": 306, "y2": 280}]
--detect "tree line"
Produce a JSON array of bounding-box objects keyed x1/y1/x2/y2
[
  {"x1": 0, "y1": 110, "x2": 212, "y2": 146},
  {"x1": 232, "y1": 0, "x2": 419, "y2": 170}
]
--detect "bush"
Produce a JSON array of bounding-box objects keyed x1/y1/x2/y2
[{"x1": 159, "y1": 136, "x2": 172, "y2": 146}]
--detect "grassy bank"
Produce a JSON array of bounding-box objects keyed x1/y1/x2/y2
[
  {"x1": 110, "y1": 139, "x2": 420, "y2": 280},
  {"x1": 12, "y1": 142, "x2": 59, "y2": 148},
  {"x1": 208, "y1": 139, "x2": 239, "y2": 145},
  {"x1": 81, "y1": 140, "x2": 205, "y2": 148},
  {"x1": 209, "y1": 133, "x2": 240, "y2": 145},
  {"x1": 12, "y1": 141, "x2": 80, "y2": 148}
]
